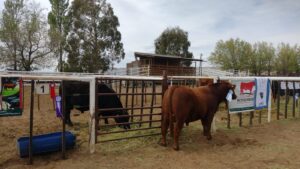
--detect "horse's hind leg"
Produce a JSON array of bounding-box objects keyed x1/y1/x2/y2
[{"x1": 160, "y1": 114, "x2": 169, "y2": 147}]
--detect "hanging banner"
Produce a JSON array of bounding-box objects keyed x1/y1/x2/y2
[
  {"x1": 229, "y1": 79, "x2": 255, "y2": 113},
  {"x1": 255, "y1": 78, "x2": 270, "y2": 110},
  {"x1": 280, "y1": 81, "x2": 300, "y2": 90},
  {"x1": 0, "y1": 77, "x2": 23, "y2": 117},
  {"x1": 55, "y1": 96, "x2": 63, "y2": 118},
  {"x1": 50, "y1": 82, "x2": 56, "y2": 99}
]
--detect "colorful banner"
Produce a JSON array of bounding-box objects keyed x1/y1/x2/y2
[
  {"x1": 0, "y1": 77, "x2": 23, "y2": 117},
  {"x1": 229, "y1": 79, "x2": 255, "y2": 113},
  {"x1": 255, "y1": 78, "x2": 270, "y2": 110}
]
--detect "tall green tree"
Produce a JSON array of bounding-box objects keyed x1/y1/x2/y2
[
  {"x1": 155, "y1": 27, "x2": 193, "y2": 66},
  {"x1": 275, "y1": 43, "x2": 299, "y2": 75},
  {"x1": 48, "y1": 0, "x2": 69, "y2": 72},
  {"x1": 209, "y1": 38, "x2": 252, "y2": 73},
  {"x1": 250, "y1": 42, "x2": 275, "y2": 75},
  {"x1": 0, "y1": 0, "x2": 24, "y2": 70},
  {"x1": 65, "y1": 0, "x2": 125, "y2": 73}
]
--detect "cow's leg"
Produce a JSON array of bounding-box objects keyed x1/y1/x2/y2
[
  {"x1": 173, "y1": 121, "x2": 183, "y2": 151},
  {"x1": 205, "y1": 113, "x2": 215, "y2": 140},
  {"x1": 201, "y1": 118, "x2": 208, "y2": 137},
  {"x1": 160, "y1": 113, "x2": 169, "y2": 147}
]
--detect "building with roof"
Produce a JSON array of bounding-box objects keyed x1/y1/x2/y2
[{"x1": 126, "y1": 52, "x2": 204, "y2": 76}]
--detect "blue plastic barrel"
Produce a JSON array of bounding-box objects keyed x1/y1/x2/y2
[{"x1": 17, "y1": 131, "x2": 76, "y2": 158}]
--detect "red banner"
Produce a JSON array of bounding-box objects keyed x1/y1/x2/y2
[{"x1": 50, "y1": 82, "x2": 56, "y2": 99}]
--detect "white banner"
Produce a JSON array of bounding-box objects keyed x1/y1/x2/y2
[
  {"x1": 229, "y1": 79, "x2": 255, "y2": 113},
  {"x1": 280, "y1": 82, "x2": 300, "y2": 89},
  {"x1": 255, "y1": 78, "x2": 270, "y2": 110}
]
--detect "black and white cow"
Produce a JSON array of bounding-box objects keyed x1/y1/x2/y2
[{"x1": 63, "y1": 81, "x2": 130, "y2": 129}]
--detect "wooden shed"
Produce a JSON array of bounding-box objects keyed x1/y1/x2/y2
[{"x1": 126, "y1": 52, "x2": 204, "y2": 76}]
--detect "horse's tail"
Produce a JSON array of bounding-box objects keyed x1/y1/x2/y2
[{"x1": 165, "y1": 85, "x2": 178, "y2": 135}]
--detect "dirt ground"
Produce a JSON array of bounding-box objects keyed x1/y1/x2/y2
[{"x1": 1, "y1": 88, "x2": 300, "y2": 169}]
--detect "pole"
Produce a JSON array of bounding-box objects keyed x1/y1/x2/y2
[
  {"x1": 61, "y1": 81, "x2": 66, "y2": 159},
  {"x1": 28, "y1": 80, "x2": 34, "y2": 165},
  {"x1": 199, "y1": 54, "x2": 203, "y2": 76}
]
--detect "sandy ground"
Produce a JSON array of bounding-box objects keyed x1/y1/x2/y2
[{"x1": 1, "y1": 88, "x2": 300, "y2": 169}]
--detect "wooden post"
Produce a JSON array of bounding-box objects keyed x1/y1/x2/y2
[
  {"x1": 277, "y1": 81, "x2": 280, "y2": 120},
  {"x1": 249, "y1": 111, "x2": 253, "y2": 126},
  {"x1": 119, "y1": 80, "x2": 122, "y2": 98},
  {"x1": 139, "y1": 81, "x2": 145, "y2": 127},
  {"x1": 144, "y1": 82, "x2": 147, "y2": 104},
  {"x1": 125, "y1": 80, "x2": 129, "y2": 110},
  {"x1": 149, "y1": 80, "x2": 155, "y2": 127},
  {"x1": 28, "y1": 80, "x2": 35, "y2": 165},
  {"x1": 227, "y1": 110, "x2": 231, "y2": 129},
  {"x1": 131, "y1": 80, "x2": 135, "y2": 122},
  {"x1": 285, "y1": 81, "x2": 288, "y2": 119}
]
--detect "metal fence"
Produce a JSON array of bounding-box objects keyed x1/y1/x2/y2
[{"x1": 94, "y1": 75, "x2": 167, "y2": 143}]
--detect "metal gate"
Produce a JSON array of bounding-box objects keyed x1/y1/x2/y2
[{"x1": 94, "y1": 76, "x2": 167, "y2": 143}]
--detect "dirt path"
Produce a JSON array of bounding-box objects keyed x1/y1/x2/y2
[{"x1": 1, "y1": 115, "x2": 300, "y2": 169}]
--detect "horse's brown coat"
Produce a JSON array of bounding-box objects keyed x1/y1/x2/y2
[{"x1": 161, "y1": 81, "x2": 236, "y2": 150}]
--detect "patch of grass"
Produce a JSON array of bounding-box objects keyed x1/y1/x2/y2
[{"x1": 268, "y1": 164, "x2": 290, "y2": 169}]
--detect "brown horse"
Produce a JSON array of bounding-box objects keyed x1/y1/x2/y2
[{"x1": 160, "y1": 81, "x2": 237, "y2": 150}]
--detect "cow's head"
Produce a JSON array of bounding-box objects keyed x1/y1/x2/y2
[{"x1": 215, "y1": 80, "x2": 237, "y2": 101}]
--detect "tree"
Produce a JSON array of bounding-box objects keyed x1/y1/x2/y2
[
  {"x1": 0, "y1": 1, "x2": 52, "y2": 71},
  {"x1": 250, "y1": 42, "x2": 275, "y2": 75},
  {"x1": 155, "y1": 27, "x2": 193, "y2": 66},
  {"x1": 65, "y1": 0, "x2": 125, "y2": 73},
  {"x1": 274, "y1": 43, "x2": 299, "y2": 76},
  {"x1": 18, "y1": 3, "x2": 52, "y2": 71},
  {"x1": 209, "y1": 38, "x2": 252, "y2": 73},
  {"x1": 0, "y1": 0, "x2": 24, "y2": 70},
  {"x1": 48, "y1": 0, "x2": 69, "y2": 72}
]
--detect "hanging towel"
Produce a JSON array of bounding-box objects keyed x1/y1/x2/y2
[{"x1": 255, "y1": 78, "x2": 270, "y2": 110}]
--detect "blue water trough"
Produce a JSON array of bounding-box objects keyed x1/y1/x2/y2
[{"x1": 17, "y1": 131, "x2": 76, "y2": 158}]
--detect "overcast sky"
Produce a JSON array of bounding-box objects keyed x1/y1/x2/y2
[{"x1": 1, "y1": 0, "x2": 300, "y2": 68}]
